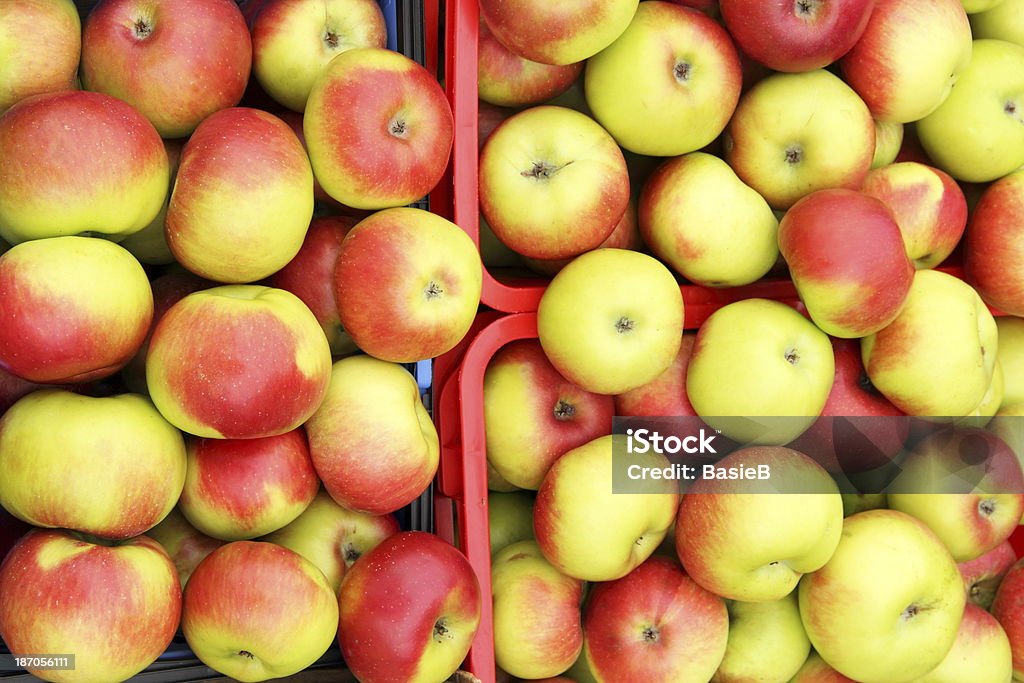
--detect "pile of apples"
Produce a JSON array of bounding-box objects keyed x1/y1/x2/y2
[
  {"x1": 0, "y1": 0, "x2": 489, "y2": 682},
  {"x1": 464, "y1": 0, "x2": 1024, "y2": 681}
]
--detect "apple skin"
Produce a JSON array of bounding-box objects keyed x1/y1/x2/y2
[
  {"x1": 81, "y1": 0, "x2": 251, "y2": 138},
  {"x1": 146, "y1": 285, "x2": 333, "y2": 439},
  {"x1": 167, "y1": 107, "x2": 314, "y2": 284},
  {"x1": 478, "y1": 18, "x2": 583, "y2": 107},
  {"x1": 872, "y1": 120, "x2": 905, "y2": 168},
  {"x1": 485, "y1": 339, "x2": 614, "y2": 490},
  {"x1": 534, "y1": 435, "x2": 680, "y2": 582},
  {"x1": 790, "y1": 653, "x2": 859, "y2": 683},
  {"x1": 492, "y1": 540, "x2": 585, "y2": 679},
  {"x1": 719, "y1": 0, "x2": 875, "y2": 72},
  {"x1": 334, "y1": 207, "x2": 482, "y2": 363},
  {"x1": 915, "y1": 603, "x2": 1013, "y2": 683},
  {"x1": 971, "y1": 0, "x2": 1024, "y2": 46},
  {"x1": 489, "y1": 491, "x2": 536, "y2": 556},
  {"x1": 724, "y1": 70, "x2": 875, "y2": 210},
  {"x1": 479, "y1": 0, "x2": 639, "y2": 66},
  {"x1": 584, "y1": 2, "x2": 742, "y2": 157},
  {"x1": 147, "y1": 508, "x2": 225, "y2": 588},
  {"x1": 0, "y1": 236, "x2": 153, "y2": 384},
  {"x1": 614, "y1": 333, "x2": 696, "y2": 417},
  {"x1": 0, "y1": 529, "x2": 182, "y2": 683},
  {"x1": 965, "y1": 170, "x2": 1024, "y2": 316},
  {"x1": 338, "y1": 531, "x2": 481, "y2": 683},
  {"x1": 711, "y1": 591, "x2": 811, "y2": 683},
  {"x1": 119, "y1": 138, "x2": 184, "y2": 266},
  {"x1": 0, "y1": 390, "x2": 186, "y2": 539},
  {"x1": 962, "y1": 0, "x2": 1010, "y2": 13},
  {"x1": 260, "y1": 489, "x2": 400, "y2": 593},
  {"x1": 305, "y1": 47, "x2": 454, "y2": 210},
  {"x1": 0, "y1": 90, "x2": 168, "y2": 244},
  {"x1": 799, "y1": 509, "x2": 966, "y2": 683},
  {"x1": 639, "y1": 152, "x2": 779, "y2": 288},
  {"x1": 676, "y1": 447, "x2": 844, "y2": 602},
  {"x1": 537, "y1": 249, "x2": 683, "y2": 396},
  {"x1": 861, "y1": 269, "x2": 998, "y2": 418},
  {"x1": 523, "y1": 199, "x2": 642, "y2": 276},
  {"x1": 270, "y1": 215, "x2": 359, "y2": 357},
  {"x1": 183, "y1": 541, "x2": 339, "y2": 682},
  {"x1": 252, "y1": 0, "x2": 386, "y2": 112},
  {"x1": 0, "y1": 0, "x2": 80, "y2": 114},
  {"x1": 861, "y1": 161, "x2": 968, "y2": 269},
  {"x1": 917, "y1": 39, "x2": 1024, "y2": 183},
  {"x1": 686, "y1": 298, "x2": 835, "y2": 445},
  {"x1": 997, "y1": 317, "x2": 1024, "y2": 409},
  {"x1": 779, "y1": 188, "x2": 913, "y2": 338},
  {"x1": 583, "y1": 556, "x2": 728, "y2": 683},
  {"x1": 479, "y1": 105, "x2": 629, "y2": 261},
  {"x1": 841, "y1": 0, "x2": 972, "y2": 123},
  {"x1": 992, "y1": 559, "x2": 1024, "y2": 679},
  {"x1": 960, "y1": 540, "x2": 1017, "y2": 610},
  {"x1": 305, "y1": 355, "x2": 438, "y2": 515}
]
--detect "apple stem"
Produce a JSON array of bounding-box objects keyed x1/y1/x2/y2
[
  {"x1": 553, "y1": 399, "x2": 576, "y2": 420},
  {"x1": 1006, "y1": 101, "x2": 1023, "y2": 124},
  {"x1": 238, "y1": 651, "x2": 255, "y2": 660},
  {"x1": 785, "y1": 348, "x2": 800, "y2": 365},
  {"x1": 641, "y1": 625, "x2": 660, "y2": 643},
  {"x1": 131, "y1": 18, "x2": 152, "y2": 40},
  {"x1": 616, "y1": 316, "x2": 635, "y2": 334},
  {"x1": 323, "y1": 31, "x2": 340, "y2": 49},
  {"x1": 521, "y1": 160, "x2": 571, "y2": 181},
  {"x1": 673, "y1": 62, "x2": 692, "y2": 84},
  {"x1": 784, "y1": 145, "x2": 804, "y2": 165},
  {"x1": 979, "y1": 499, "x2": 996, "y2": 517},
  {"x1": 434, "y1": 618, "x2": 453, "y2": 642},
  {"x1": 424, "y1": 281, "x2": 444, "y2": 300}
]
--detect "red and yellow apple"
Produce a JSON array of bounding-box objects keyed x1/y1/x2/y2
[
  {"x1": 0, "y1": 0, "x2": 80, "y2": 113},
  {"x1": 147, "y1": 508, "x2": 225, "y2": 588},
  {"x1": 965, "y1": 170, "x2": 1024, "y2": 316},
  {"x1": 478, "y1": 18, "x2": 582, "y2": 107}
]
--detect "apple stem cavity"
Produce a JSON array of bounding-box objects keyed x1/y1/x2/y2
[
  {"x1": 323, "y1": 30, "x2": 340, "y2": 49},
  {"x1": 1006, "y1": 101, "x2": 1023, "y2": 125},
  {"x1": 785, "y1": 348, "x2": 800, "y2": 365},
  {"x1": 641, "y1": 625, "x2": 660, "y2": 644},
  {"x1": 238, "y1": 651, "x2": 255, "y2": 660},
  {"x1": 673, "y1": 61, "x2": 692, "y2": 84},
  {"x1": 343, "y1": 543, "x2": 360, "y2": 564},
  {"x1": 979, "y1": 499, "x2": 997, "y2": 517},
  {"x1": 900, "y1": 603, "x2": 931, "y2": 621},
  {"x1": 424, "y1": 281, "x2": 444, "y2": 300},
  {"x1": 389, "y1": 116, "x2": 410, "y2": 139},
  {"x1": 553, "y1": 399, "x2": 576, "y2": 421},
  {"x1": 132, "y1": 18, "x2": 153, "y2": 40},
  {"x1": 434, "y1": 618, "x2": 453, "y2": 642},
  {"x1": 616, "y1": 316, "x2": 636, "y2": 334},
  {"x1": 784, "y1": 145, "x2": 804, "y2": 165},
  {"x1": 794, "y1": 0, "x2": 820, "y2": 17}
]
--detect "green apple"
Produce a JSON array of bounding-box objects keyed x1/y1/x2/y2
[
  {"x1": 799, "y1": 509, "x2": 966, "y2": 683},
  {"x1": 488, "y1": 491, "x2": 536, "y2": 556},
  {"x1": 686, "y1": 298, "x2": 835, "y2": 445},
  {"x1": 997, "y1": 317, "x2": 1024, "y2": 408},
  {"x1": 913, "y1": 604, "x2": 1013, "y2": 683},
  {"x1": 537, "y1": 249, "x2": 684, "y2": 396},
  {"x1": 971, "y1": 0, "x2": 1024, "y2": 47},
  {"x1": 711, "y1": 592, "x2": 810, "y2": 683},
  {"x1": 872, "y1": 120, "x2": 904, "y2": 168},
  {"x1": 917, "y1": 39, "x2": 1024, "y2": 183}
]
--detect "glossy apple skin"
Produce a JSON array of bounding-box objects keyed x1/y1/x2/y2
[
  {"x1": 0, "y1": 91, "x2": 168, "y2": 244},
  {"x1": 914, "y1": 603, "x2": 1013, "y2": 683},
  {"x1": 965, "y1": 170, "x2": 1024, "y2": 316},
  {"x1": 583, "y1": 556, "x2": 728, "y2": 683},
  {"x1": 119, "y1": 138, "x2": 184, "y2": 266},
  {"x1": 478, "y1": 18, "x2": 582, "y2": 107},
  {"x1": 338, "y1": 532, "x2": 481, "y2": 683},
  {"x1": 720, "y1": 0, "x2": 875, "y2": 72},
  {"x1": 779, "y1": 188, "x2": 913, "y2": 338},
  {"x1": 993, "y1": 558, "x2": 1024, "y2": 679},
  {"x1": 960, "y1": 541, "x2": 1017, "y2": 610},
  {"x1": 614, "y1": 334, "x2": 697, "y2": 417},
  {"x1": 81, "y1": 0, "x2": 252, "y2": 138},
  {"x1": 0, "y1": 529, "x2": 181, "y2": 683},
  {"x1": 0, "y1": 0, "x2": 80, "y2": 113}
]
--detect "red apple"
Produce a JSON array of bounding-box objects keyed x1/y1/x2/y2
[
  {"x1": 993, "y1": 558, "x2": 1024, "y2": 679},
  {"x1": 790, "y1": 653, "x2": 859, "y2": 683},
  {"x1": 615, "y1": 334, "x2": 696, "y2": 417},
  {"x1": 583, "y1": 556, "x2": 728, "y2": 682},
  {"x1": 523, "y1": 199, "x2": 643, "y2": 276},
  {"x1": 960, "y1": 541, "x2": 1017, "y2": 610},
  {"x1": 338, "y1": 532, "x2": 481, "y2": 683},
  {"x1": 0, "y1": 529, "x2": 181, "y2": 683},
  {"x1": 478, "y1": 17, "x2": 583, "y2": 107},
  {"x1": 0, "y1": 0, "x2": 81, "y2": 114},
  {"x1": 478, "y1": 100, "x2": 515, "y2": 148},
  {"x1": 81, "y1": 0, "x2": 252, "y2": 138},
  {"x1": 965, "y1": 170, "x2": 1024, "y2": 316},
  {"x1": 720, "y1": 0, "x2": 875, "y2": 72}
]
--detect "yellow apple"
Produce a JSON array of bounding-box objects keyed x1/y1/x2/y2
[{"x1": 711, "y1": 592, "x2": 810, "y2": 683}]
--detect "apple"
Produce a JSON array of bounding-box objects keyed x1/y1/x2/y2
[
  {"x1": 81, "y1": 0, "x2": 251, "y2": 138},
  {"x1": 278, "y1": 110, "x2": 349, "y2": 209},
  {"x1": 0, "y1": 90, "x2": 168, "y2": 244},
  {"x1": 534, "y1": 435, "x2": 680, "y2": 581},
  {"x1": 119, "y1": 138, "x2": 184, "y2": 266},
  {"x1": 584, "y1": 2, "x2": 740, "y2": 158},
  {"x1": 861, "y1": 270, "x2": 998, "y2": 418},
  {"x1": 962, "y1": 0, "x2": 1009, "y2": 12},
  {"x1": 842, "y1": 493, "x2": 888, "y2": 516},
  {"x1": 779, "y1": 188, "x2": 913, "y2": 338},
  {"x1": 0, "y1": 390, "x2": 186, "y2": 539},
  {"x1": 489, "y1": 491, "x2": 536, "y2": 556},
  {"x1": 614, "y1": 333, "x2": 696, "y2": 417},
  {"x1": 583, "y1": 556, "x2": 728, "y2": 682},
  {"x1": 997, "y1": 317, "x2": 1024, "y2": 409},
  {"x1": 478, "y1": 100, "x2": 515, "y2": 148},
  {"x1": 960, "y1": 541, "x2": 1016, "y2": 610},
  {"x1": 183, "y1": 541, "x2": 338, "y2": 682},
  {"x1": 489, "y1": 461, "x2": 521, "y2": 493},
  {"x1": 799, "y1": 509, "x2": 966, "y2": 683},
  {"x1": 841, "y1": 0, "x2": 972, "y2": 123},
  {"x1": 305, "y1": 355, "x2": 437, "y2": 515},
  {"x1": 686, "y1": 298, "x2": 835, "y2": 445},
  {"x1": 338, "y1": 531, "x2": 481, "y2": 683},
  {"x1": 992, "y1": 559, "x2": 1024, "y2": 678},
  {"x1": 167, "y1": 107, "x2": 314, "y2": 284},
  {"x1": 261, "y1": 489, "x2": 400, "y2": 593},
  {"x1": 887, "y1": 428, "x2": 1024, "y2": 561},
  {"x1": 251, "y1": 0, "x2": 386, "y2": 112},
  {"x1": 916, "y1": 604, "x2": 1013, "y2": 683},
  {"x1": 479, "y1": 0, "x2": 638, "y2": 66},
  {"x1": 711, "y1": 592, "x2": 811, "y2": 683},
  {"x1": 965, "y1": 170, "x2": 1024, "y2": 316},
  {"x1": 484, "y1": 339, "x2": 614, "y2": 490},
  {"x1": 971, "y1": 0, "x2": 1024, "y2": 46},
  {"x1": 0, "y1": 0, "x2": 80, "y2": 114},
  {"x1": 790, "y1": 653, "x2": 858, "y2": 683},
  {"x1": 147, "y1": 508, "x2": 225, "y2": 588},
  {"x1": 0, "y1": 529, "x2": 181, "y2": 683},
  {"x1": 917, "y1": 40, "x2": 1024, "y2": 183},
  {"x1": 522, "y1": 199, "x2": 642, "y2": 277},
  {"x1": 537, "y1": 249, "x2": 683, "y2": 396},
  {"x1": 639, "y1": 152, "x2": 779, "y2": 287},
  {"x1": 334, "y1": 207, "x2": 482, "y2": 362},
  {"x1": 479, "y1": 105, "x2": 629, "y2": 260},
  {"x1": 146, "y1": 285, "x2": 333, "y2": 439},
  {"x1": 676, "y1": 447, "x2": 844, "y2": 602},
  {"x1": 872, "y1": 120, "x2": 905, "y2": 168},
  {"x1": 270, "y1": 215, "x2": 360, "y2": 357},
  {"x1": 719, "y1": 0, "x2": 874, "y2": 72},
  {"x1": 0, "y1": 236, "x2": 153, "y2": 384},
  {"x1": 493, "y1": 540, "x2": 585, "y2": 679},
  {"x1": 305, "y1": 47, "x2": 453, "y2": 210},
  {"x1": 478, "y1": 18, "x2": 583, "y2": 107},
  {"x1": 960, "y1": 359, "x2": 1004, "y2": 428},
  {"x1": 0, "y1": 367, "x2": 49, "y2": 418},
  {"x1": 724, "y1": 70, "x2": 874, "y2": 210}
]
